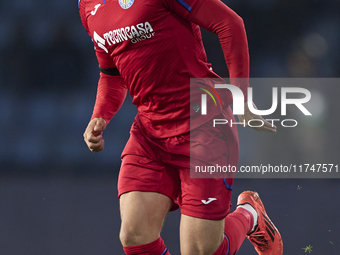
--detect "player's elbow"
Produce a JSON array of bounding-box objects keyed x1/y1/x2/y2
[
  {"x1": 228, "y1": 12, "x2": 245, "y2": 31},
  {"x1": 214, "y1": 11, "x2": 245, "y2": 35},
  {"x1": 236, "y1": 14, "x2": 244, "y2": 27}
]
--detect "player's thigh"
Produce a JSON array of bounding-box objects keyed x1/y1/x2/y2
[
  {"x1": 180, "y1": 214, "x2": 224, "y2": 255},
  {"x1": 119, "y1": 191, "x2": 172, "y2": 246},
  {"x1": 178, "y1": 174, "x2": 232, "y2": 254}
]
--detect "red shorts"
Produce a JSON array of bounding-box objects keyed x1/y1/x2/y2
[{"x1": 118, "y1": 106, "x2": 239, "y2": 220}]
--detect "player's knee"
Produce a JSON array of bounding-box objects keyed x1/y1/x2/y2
[
  {"x1": 119, "y1": 228, "x2": 143, "y2": 247},
  {"x1": 119, "y1": 225, "x2": 159, "y2": 247}
]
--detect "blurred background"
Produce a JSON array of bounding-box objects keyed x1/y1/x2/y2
[{"x1": 0, "y1": 0, "x2": 339, "y2": 254}]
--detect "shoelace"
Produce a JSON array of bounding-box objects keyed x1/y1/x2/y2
[{"x1": 248, "y1": 226, "x2": 269, "y2": 251}]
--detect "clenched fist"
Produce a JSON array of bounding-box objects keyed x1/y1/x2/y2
[{"x1": 83, "y1": 117, "x2": 107, "y2": 152}]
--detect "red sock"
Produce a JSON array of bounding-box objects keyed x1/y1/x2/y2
[
  {"x1": 123, "y1": 237, "x2": 170, "y2": 255},
  {"x1": 224, "y1": 207, "x2": 254, "y2": 254},
  {"x1": 212, "y1": 234, "x2": 230, "y2": 255}
]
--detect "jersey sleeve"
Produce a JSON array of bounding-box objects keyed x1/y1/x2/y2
[
  {"x1": 90, "y1": 72, "x2": 128, "y2": 125},
  {"x1": 79, "y1": 1, "x2": 128, "y2": 124},
  {"x1": 90, "y1": 46, "x2": 128, "y2": 125},
  {"x1": 164, "y1": 0, "x2": 250, "y2": 101}
]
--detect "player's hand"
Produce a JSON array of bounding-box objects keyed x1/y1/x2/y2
[
  {"x1": 83, "y1": 117, "x2": 107, "y2": 152},
  {"x1": 237, "y1": 102, "x2": 277, "y2": 133}
]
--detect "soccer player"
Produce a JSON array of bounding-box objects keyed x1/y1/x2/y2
[{"x1": 80, "y1": 0, "x2": 283, "y2": 254}]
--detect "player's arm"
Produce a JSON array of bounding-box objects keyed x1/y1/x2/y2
[
  {"x1": 193, "y1": 2, "x2": 277, "y2": 132},
  {"x1": 190, "y1": 0, "x2": 277, "y2": 132},
  {"x1": 194, "y1": 1, "x2": 277, "y2": 132},
  {"x1": 83, "y1": 51, "x2": 128, "y2": 153},
  {"x1": 163, "y1": 0, "x2": 249, "y2": 94},
  {"x1": 79, "y1": 0, "x2": 128, "y2": 152},
  {"x1": 191, "y1": 0, "x2": 249, "y2": 91},
  {"x1": 163, "y1": 0, "x2": 276, "y2": 132}
]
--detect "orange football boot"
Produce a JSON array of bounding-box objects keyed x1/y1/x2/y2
[{"x1": 237, "y1": 191, "x2": 283, "y2": 255}]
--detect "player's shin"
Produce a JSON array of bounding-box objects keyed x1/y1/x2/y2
[
  {"x1": 222, "y1": 207, "x2": 255, "y2": 254},
  {"x1": 212, "y1": 234, "x2": 230, "y2": 255}
]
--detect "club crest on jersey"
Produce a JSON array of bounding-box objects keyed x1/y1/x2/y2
[{"x1": 119, "y1": 0, "x2": 134, "y2": 9}]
